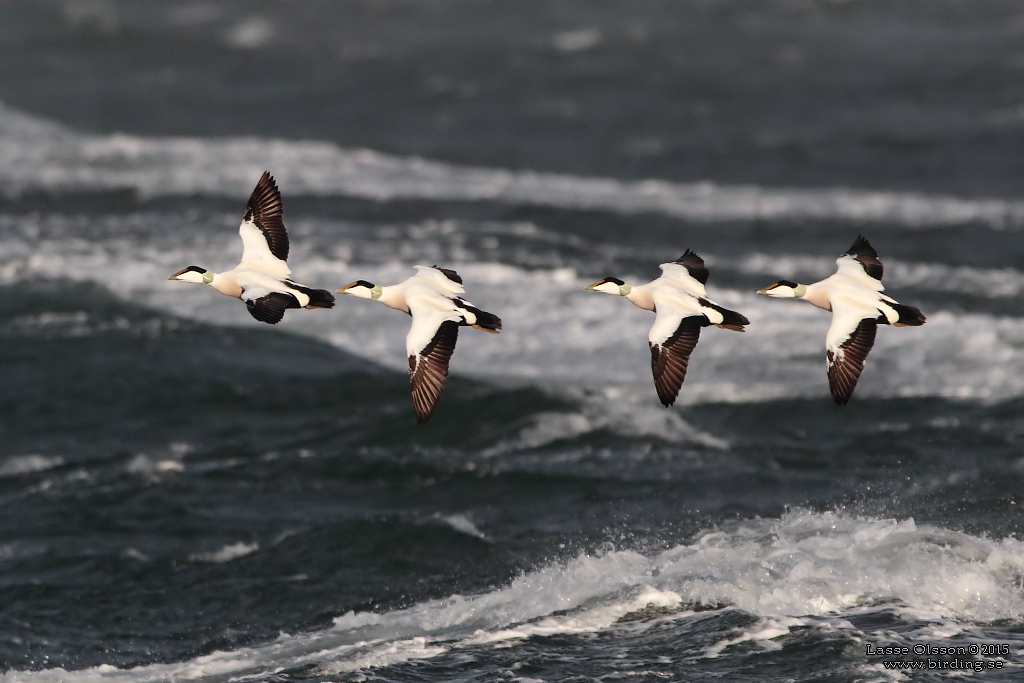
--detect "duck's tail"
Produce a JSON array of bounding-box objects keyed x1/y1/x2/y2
[
  {"x1": 699, "y1": 299, "x2": 750, "y2": 332},
  {"x1": 891, "y1": 303, "x2": 926, "y2": 327},
  {"x1": 470, "y1": 308, "x2": 502, "y2": 333},
  {"x1": 455, "y1": 299, "x2": 502, "y2": 333},
  {"x1": 289, "y1": 282, "x2": 336, "y2": 309}
]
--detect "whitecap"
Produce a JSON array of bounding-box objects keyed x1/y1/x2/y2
[
  {"x1": 188, "y1": 542, "x2": 259, "y2": 564},
  {"x1": 126, "y1": 454, "x2": 185, "y2": 477},
  {"x1": 2, "y1": 100, "x2": 1024, "y2": 228},
  {"x1": 8, "y1": 510, "x2": 1024, "y2": 682},
  {"x1": 434, "y1": 513, "x2": 489, "y2": 541},
  {"x1": 0, "y1": 455, "x2": 64, "y2": 477}
]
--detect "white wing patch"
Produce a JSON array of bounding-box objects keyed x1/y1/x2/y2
[
  {"x1": 648, "y1": 278, "x2": 743, "y2": 341},
  {"x1": 407, "y1": 320, "x2": 459, "y2": 424},
  {"x1": 825, "y1": 301, "x2": 871, "y2": 360},
  {"x1": 233, "y1": 268, "x2": 309, "y2": 307},
  {"x1": 834, "y1": 255, "x2": 883, "y2": 291},
  {"x1": 405, "y1": 288, "x2": 464, "y2": 356},
  {"x1": 239, "y1": 219, "x2": 290, "y2": 278},
  {"x1": 413, "y1": 265, "x2": 465, "y2": 295},
  {"x1": 239, "y1": 285, "x2": 273, "y2": 304},
  {"x1": 649, "y1": 316, "x2": 703, "y2": 407},
  {"x1": 406, "y1": 308, "x2": 458, "y2": 356},
  {"x1": 824, "y1": 297, "x2": 882, "y2": 404},
  {"x1": 649, "y1": 304, "x2": 693, "y2": 346},
  {"x1": 657, "y1": 262, "x2": 707, "y2": 297}
]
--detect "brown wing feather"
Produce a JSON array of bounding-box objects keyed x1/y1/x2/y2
[
  {"x1": 649, "y1": 317, "x2": 704, "y2": 407},
  {"x1": 827, "y1": 318, "x2": 878, "y2": 405},
  {"x1": 408, "y1": 321, "x2": 459, "y2": 424},
  {"x1": 244, "y1": 171, "x2": 289, "y2": 261},
  {"x1": 844, "y1": 235, "x2": 882, "y2": 281}
]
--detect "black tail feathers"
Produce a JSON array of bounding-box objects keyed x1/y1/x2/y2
[
  {"x1": 289, "y1": 282, "x2": 335, "y2": 309},
  {"x1": 716, "y1": 307, "x2": 750, "y2": 332},
  {"x1": 305, "y1": 288, "x2": 336, "y2": 309},
  {"x1": 457, "y1": 301, "x2": 502, "y2": 333},
  {"x1": 471, "y1": 308, "x2": 502, "y2": 333},
  {"x1": 700, "y1": 299, "x2": 750, "y2": 332},
  {"x1": 891, "y1": 303, "x2": 926, "y2": 327}
]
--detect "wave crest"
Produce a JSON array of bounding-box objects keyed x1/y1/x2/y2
[
  {"x1": 7, "y1": 510, "x2": 1023, "y2": 682},
  {"x1": 3, "y1": 101, "x2": 1024, "y2": 227}
]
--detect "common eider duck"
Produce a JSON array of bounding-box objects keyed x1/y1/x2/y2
[
  {"x1": 757, "y1": 235, "x2": 926, "y2": 405},
  {"x1": 168, "y1": 172, "x2": 334, "y2": 324},
  {"x1": 586, "y1": 250, "x2": 749, "y2": 406},
  {"x1": 339, "y1": 266, "x2": 501, "y2": 424}
]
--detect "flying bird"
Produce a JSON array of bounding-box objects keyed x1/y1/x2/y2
[
  {"x1": 168, "y1": 171, "x2": 334, "y2": 324},
  {"x1": 586, "y1": 250, "x2": 749, "y2": 406},
  {"x1": 339, "y1": 266, "x2": 501, "y2": 424},
  {"x1": 757, "y1": 235, "x2": 926, "y2": 405}
]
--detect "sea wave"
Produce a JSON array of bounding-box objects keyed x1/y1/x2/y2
[
  {"x1": 6, "y1": 509, "x2": 1022, "y2": 682},
  {"x1": 3, "y1": 101, "x2": 1024, "y2": 227}
]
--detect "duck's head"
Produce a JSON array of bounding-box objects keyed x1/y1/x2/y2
[
  {"x1": 585, "y1": 277, "x2": 632, "y2": 296},
  {"x1": 757, "y1": 280, "x2": 807, "y2": 298},
  {"x1": 338, "y1": 280, "x2": 383, "y2": 300},
  {"x1": 168, "y1": 266, "x2": 214, "y2": 285}
]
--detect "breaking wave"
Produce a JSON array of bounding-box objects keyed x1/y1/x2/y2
[
  {"x1": 6, "y1": 510, "x2": 1022, "y2": 682},
  {"x1": 3, "y1": 101, "x2": 1024, "y2": 227}
]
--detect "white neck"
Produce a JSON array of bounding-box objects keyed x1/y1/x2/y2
[{"x1": 625, "y1": 286, "x2": 655, "y2": 311}]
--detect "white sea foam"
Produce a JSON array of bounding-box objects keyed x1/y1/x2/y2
[
  {"x1": 703, "y1": 616, "x2": 810, "y2": 658},
  {"x1": 125, "y1": 454, "x2": 185, "y2": 478},
  {"x1": 434, "y1": 513, "x2": 489, "y2": 541},
  {"x1": 224, "y1": 17, "x2": 273, "y2": 50},
  {"x1": 481, "y1": 401, "x2": 730, "y2": 455},
  {"x1": 655, "y1": 510, "x2": 1024, "y2": 622},
  {"x1": 6, "y1": 510, "x2": 1023, "y2": 682},
  {"x1": 461, "y1": 586, "x2": 685, "y2": 646},
  {"x1": 0, "y1": 455, "x2": 64, "y2": 478},
  {"x1": 188, "y1": 542, "x2": 259, "y2": 564},
  {"x1": 2, "y1": 100, "x2": 1024, "y2": 227}
]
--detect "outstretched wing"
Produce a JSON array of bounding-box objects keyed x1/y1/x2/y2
[
  {"x1": 657, "y1": 261, "x2": 708, "y2": 297},
  {"x1": 408, "y1": 319, "x2": 459, "y2": 424},
  {"x1": 648, "y1": 308, "x2": 706, "y2": 407},
  {"x1": 412, "y1": 265, "x2": 466, "y2": 295},
  {"x1": 239, "y1": 172, "x2": 290, "y2": 274},
  {"x1": 672, "y1": 249, "x2": 710, "y2": 285},
  {"x1": 837, "y1": 235, "x2": 883, "y2": 282},
  {"x1": 431, "y1": 266, "x2": 463, "y2": 285},
  {"x1": 243, "y1": 290, "x2": 300, "y2": 325},
  {"x1": 825, "y1": 303, "x2": 879, "y2": 405}
]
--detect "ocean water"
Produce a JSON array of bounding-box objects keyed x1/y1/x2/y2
[{"x1": 2, "y1": 1, "x2": 1024, "y2": 681}]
